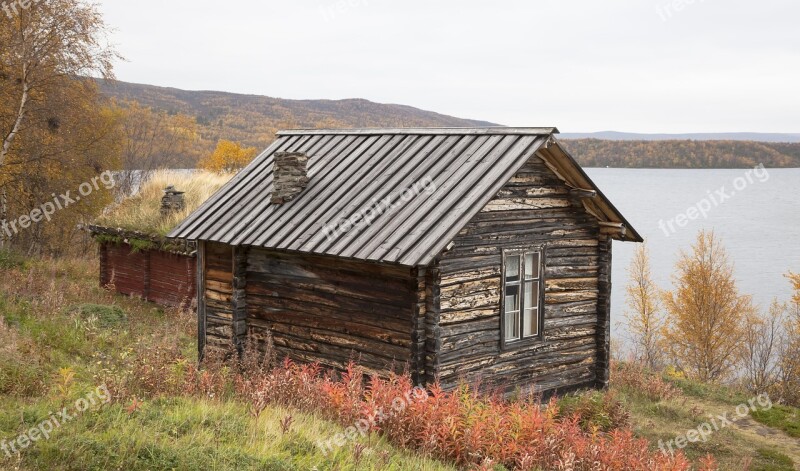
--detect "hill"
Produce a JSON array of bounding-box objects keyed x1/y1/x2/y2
[
  {"x1": 560, "y1": 131, "x2": 800, "y2": 143},
  {"x1": 560, "y1": 139, "x2": 800, "y2": 168},
  {"x1": 98, "y1": 80, "x2": 495, "y2": 165},
  {"x1": 98, "y1": 80, "x2": 800, "y2": 168}
]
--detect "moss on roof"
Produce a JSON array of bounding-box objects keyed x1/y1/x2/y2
[{"x1": 96, "y1": 170, "x2": 231, "y2": 237}]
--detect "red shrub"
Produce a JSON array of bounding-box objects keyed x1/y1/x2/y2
[
  {"x1": 235, "y1": 360, "x2": 716, "y2": 470},
  {"x1": 110, "y1": 344, "x2": 717, "y2": 471}
]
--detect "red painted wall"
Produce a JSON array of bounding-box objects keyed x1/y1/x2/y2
[{"x1": 99, "y1": 243, "x2": 196, "y2": 307}]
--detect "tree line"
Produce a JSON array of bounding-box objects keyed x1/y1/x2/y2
[
  {"x1": 562, "y1": 139, "x2": 800, "y2": 168},
  {"x1": 623, "y1": 230, "x2": 800, "y2": 405}
]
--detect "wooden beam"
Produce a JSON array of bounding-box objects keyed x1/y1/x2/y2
[{"x1": 569, "y1": 188, "x2": 597, "y2": 199}]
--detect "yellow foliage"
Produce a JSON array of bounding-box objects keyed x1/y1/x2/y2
[
  {"x1": 661, "y1": 230, "x2": 753, "y2": 383},
  {"x1": 623, "y1": 244, "x2": 664, "y2": 369},
  {"x1": 664, "y1": 364, "x2": 685, "y2": 380},
  {"x1": 198, "y1": 140, "x2": 258, "y2": 174},
  {"x1": 788, "y1": 272, "x2": 800, "y2": 307}
]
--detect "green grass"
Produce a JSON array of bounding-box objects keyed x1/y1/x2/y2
[
  {"x1": 1, "y1": 396, "x2": 453, "y2": 471},
  {"x1": 0, "y1": 255, "x2": 455, "y2": 471},
  {"x1": 753, "y1": 448, "x2": 795, "y2": 471},
  {"x1": 751, "y1": 405, "x2": 800, "y2": 438},
  {"x1": 615, "y1": 375, "x2": 800, "y2": 471},
  {"x1": 664, "y1": 376, "x2": 750, "y2": 406}
]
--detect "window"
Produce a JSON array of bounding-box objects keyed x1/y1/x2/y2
[{"x1": 502, "y1": 248, "x2": 544, "y2": 346}]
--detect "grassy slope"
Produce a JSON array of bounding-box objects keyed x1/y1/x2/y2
[
  {"x1": 2, "y1": 252, "x2": 800, "y2": 470},
  {"x1": 0, "y1": 254, "x2": 454, "y2": 471},
  {"x1": 614, "y1": 375, "x2": 800, "y2": 471}
]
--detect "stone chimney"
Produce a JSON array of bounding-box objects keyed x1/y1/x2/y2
[
  {"x1": 271, "y1": 152, "x2": 309, "y2": 204},
  {"x1": 161, "y1": 185, "x2": 185, "y2": 216}
]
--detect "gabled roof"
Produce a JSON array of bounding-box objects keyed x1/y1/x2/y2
[{"x1": 169, "y1": 128, "x2": 641, "y2": 267}]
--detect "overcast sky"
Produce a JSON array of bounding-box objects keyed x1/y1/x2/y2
[{"x1": 97, "y1": 0, "x2": 799, "y2": 133}]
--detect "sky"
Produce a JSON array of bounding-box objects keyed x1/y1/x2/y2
[{"x1": 97, "y1": 0, "x2": 800, "y2": 133}]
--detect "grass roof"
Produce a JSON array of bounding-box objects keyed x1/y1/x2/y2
[{"x1": 96, "y1": 170, "x2": 231, "y2": 237}]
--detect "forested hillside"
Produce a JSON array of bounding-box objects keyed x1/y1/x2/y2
[
  {"x1": 561, "y1": 139, "x2": 800, "y2": 168},
  {"x1": 98, "y1": 80, "x2": 800, "y2": 169},
  {"x1": 98, "y1": 80, "x2": 494, "y2": 166}
]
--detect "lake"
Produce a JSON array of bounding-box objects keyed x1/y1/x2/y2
[{"x1": 583, "y1": 168, "x2": 800, "y2": 342}]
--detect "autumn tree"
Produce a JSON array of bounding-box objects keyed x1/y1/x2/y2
[
  {"x1": 778, "y1": 272, "x2": 800, "y2": 404},
  {"x1": 742, "y1": 301, "x2": 785, "y2": 394},
  {"x1": 788, "y1": 272, "x2": 800, "y2": 307},
  {"x1": 0, "y1": 0, "x2": 116, "y2": 168},
  {"x1": 623, "y1": 244, "x2": 665, "y2": 370},
  {"x1": 198, "y1": 140, "x2": 258, "y2": 173},
  {"x1": 0, "y1": 0, "x2": 120, "y2": 254},
  {"x1": 110, "y1": 100, "x2": 199, "y2": 195},
  {"x1": 661, "y1": 231, "x2": 754, "y2": 383}
]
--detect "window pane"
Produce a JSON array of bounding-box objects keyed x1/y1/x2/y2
[
  {"x1": 505, "y1": 310, "x2": 520, "y2": 341},
  {"x1": 525, "y1": 281, "x2": 539, "y2": 309},
  {"x1": 505, "y1": 284, "x2": 520, "y2": 312},
  {"x1": 525, "y1": 252, "x2": 540, "y2": 280},
  {"x1": 506, "y1": 255, "x2": 520, "y2": 283},
  {"x1": 523, "y1": 308, "x2": 539, "y2": 337}
]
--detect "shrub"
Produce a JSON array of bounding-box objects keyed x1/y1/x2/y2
[
  {"x1": 556, "y1": 390, "x2": 630, "y2": 432},
  {"x1": 70, "y1": 303, "x2": 127, "y2": 328},
  {"x1": 611, "y1": 361, "x2": 681, "y2": 402},
  {"x1": 106, "y1": 341, "x2": 717, "y2": 470}
]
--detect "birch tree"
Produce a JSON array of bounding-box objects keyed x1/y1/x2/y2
[{"x1": 662, "y1": 231, "x2": 753, "y2": 382}]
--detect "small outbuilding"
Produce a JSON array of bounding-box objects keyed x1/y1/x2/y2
[
  {"x1": 169, "y1": 128, "x2": 642, "y2": 395},
  {"x1": 90, "y1": 171, "x2": 230, "y2": 308}
]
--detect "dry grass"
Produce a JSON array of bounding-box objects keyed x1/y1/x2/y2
[{"x1": 96, "y1": 170, "x2": 232, "y2": 235}]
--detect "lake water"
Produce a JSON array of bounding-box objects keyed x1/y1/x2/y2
[{"x1": 583, "y1": 168, "x2": 800, "y2": 342}]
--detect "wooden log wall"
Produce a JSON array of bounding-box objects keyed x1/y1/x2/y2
[
  {"x1": 203, "y1": 242, "x2": 235, "y2": 352},
  {"x1": 99, "y1": 242, "x2": 196, "y2": 307},
  {"x1": 595, "y1": 236, "x2": 613, "y2": 389},
  {"x1": 435, "y1": 154, "x2": 608, "y2": 394},
  {"x1": 244, "y1": 248, "x2": 418, "y2": 377}
]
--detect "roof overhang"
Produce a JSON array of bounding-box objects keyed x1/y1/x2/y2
[{"x1": 535, "y1": 137, "x2": 643, "y2": 243}]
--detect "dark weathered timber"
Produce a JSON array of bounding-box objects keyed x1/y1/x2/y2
[
  {"x1": 595, "y1": 236, "x2": 613, "y2": 389},
  {"x1": 424, "y1": 265, "x2": 442, "y2": 385},
  {"x1": 202, "y1": 242, "x2": 234, "y2": 352},
  {"x1": 197, "y1": 241, "x2": 206, "y2": 360},
  {"x1": 244, "y1": 248, "x2": 417, "y2": 376},
  {"x1": 435, "y1": 153, "x2": 607, "y2": 394}
]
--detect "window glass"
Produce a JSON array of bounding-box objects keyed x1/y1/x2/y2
[
  {"x1": 525, "y1": 252, "x2": 540, "y2": 280},
  {"x1": 506, "y1": 255, "x2": 520, "y2": 283}
]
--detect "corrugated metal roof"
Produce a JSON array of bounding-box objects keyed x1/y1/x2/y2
[{"x1": 169, "y1": 127, "x2": 640, "y2": 266}]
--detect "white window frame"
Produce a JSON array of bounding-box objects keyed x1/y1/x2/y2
[{"x1": 501, "y1": 247, "x2": 545, "y2": 349}]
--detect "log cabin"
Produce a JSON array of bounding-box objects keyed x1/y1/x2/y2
[{"x1": 168, "y1": 128, "x2": 643, "y2": 395}]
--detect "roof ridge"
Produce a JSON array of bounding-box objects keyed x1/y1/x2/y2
[{"x1": 277, "y1": 127, "x2": 559, "y2": 136}]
